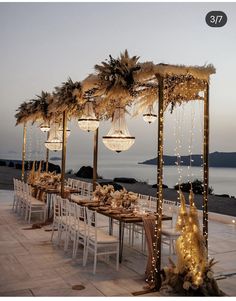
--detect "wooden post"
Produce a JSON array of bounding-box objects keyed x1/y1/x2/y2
[
  {"x1": 93, "y1": 128, "x2": 99, "y2": 191},
  {"x1": 155, "y1": 75, "x2": 164, "y2": 290},
  {"x1": 21, "y1": 122, "x2": 27, "y2": 181},
  {"x1": 203, "y1": 83, "x2": 209, "y2": 250},
  {"x1": 61, "y1": 111, "x2": 67, "y2": 198},
  {"x1": 45, "y1": 131, "x2": 49, "y2": 173}
]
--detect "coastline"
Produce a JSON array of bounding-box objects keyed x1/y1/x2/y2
[{"x1": 1, "y1": 165, "x2": 235, "y2": 217}]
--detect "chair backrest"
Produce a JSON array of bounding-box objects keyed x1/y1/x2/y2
[
  {"x1": 81, "y1": 182, "x2": 92, "y2": 196},
  {"x1": 138, "y1": 194, "x2": 150, "y2": 200},
  {"x1": 163, "y1": 199, "x2": 177, "y2": 227},
  {"x1": 72, "y1": 179, "x2": 79, "y2": 189},
  {"x1": 68, "y1": 201, "x2": 77, "y2": 220},
  {"x1": 86, "y1": 207, "x2": 97, "y2": 242},
  {"x1": 60, "y1": 197, "x2": 69, "y2": 217},
  {"x1": 53, "y1": 195, "x2": 61, "y2": 220},
  {"x1": 67, "y1": 178, "x2": 74, "y2": 188},
  {"x1": 77, "y1": 205, "x2": 86, "y2": 221},
  {"x1": 138, "y1": 194, "x2": 150, "y2": 210},
  {"x1": 23, "y1": 183, "x2": 31, "y2": 200},
  {"x1": 15, "y1": 179, "x2": 20, "y2": 193},
  {"x1": 149, "y1": 196, "x2": 157, "y2": 211}
]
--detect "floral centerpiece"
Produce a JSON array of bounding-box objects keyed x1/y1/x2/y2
[
  {"x1": 93, "y1": 184, "x2": 115, "y2": 205},
  {"x1": 110, "y1": 189, "x2": 138, "y2": 208},
  {"x1": 30, "y1": 171, "x2": 61, "y2": 189}
]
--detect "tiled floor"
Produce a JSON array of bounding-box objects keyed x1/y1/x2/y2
[{"x1": 0, "y1": 190, "x2": 235, "y2": 296}]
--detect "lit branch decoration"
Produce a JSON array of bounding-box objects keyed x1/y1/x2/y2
[
  {"x1": 161, "y1": 190, "x2": 225, "y2": 296},
  {"x1": 164, "y1": 75, "x2": 207, "y2": 112}
]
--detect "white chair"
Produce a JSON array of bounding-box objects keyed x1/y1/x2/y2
[
  {"x1": 12, "y1": 178, "x2": 23, "y2": 212},
  {"x1": 64, "y1": 201, "x2": 77, "y2": 252},
  {"x1": 67, "y1": 178, "x2": 74, "y2": 188},
  {"x1": 71, "y1": 204, "x2": 87, "y2": 261},
  {"x1": 131, "y1": 194, "x2": 150, "y2": 252},
  {"x1": 84, "y1": 208, "x2": 119, "y2": 274},
  {"x1": 161, "y1": 199, "x2": 180, "y2": 255},
  {"x1": 59, "y1": 198, "x2": 70, "y2": 247},
  {"x1": 82, "y1": 182, "x2": 93, "y2": 197},
  {"x1": 51, "y1": 195, "x2": 62, "y2": 244},
  {"x1": 24, "y1": 184, "x2": 46, "y2": 223}
]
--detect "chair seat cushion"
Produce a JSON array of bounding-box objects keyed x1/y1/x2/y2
[
  {"x1": 162, "y1": 228, "x2": 180, "y2": 237},
  {"x1": 29, "y1": 198, "x2": 45, "y2": 206},
  {"x1": 88, "y1": 228, "x2": 118, "y2": 244}
]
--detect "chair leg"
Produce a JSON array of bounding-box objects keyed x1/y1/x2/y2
[
  {"x1": 169, "y1": 239, "x2": 172, "y2": 256},
  {"x1": 28, "y1": 208, "x2": 31, "y2": 223},
  {"x1": 51, "y1": 222, "x2": 55, "y2": 241},
  {"x1": 93, "y1": 250, "x2": 97, "y2": 274},
  {"x1": 24, "y1": 205, "x2": 28, "y2": 221},
  {"x1": 72, "y1": 236, "x2": 77, "y2": 259},
  {"x1": 83, "y1": 241, "x2": 88, "y2": 267},
  {"x1": 116, "y1": 244, "x2": 119, "y2": 271},
  {"x1": 64, "y1": 231, "x2": 70, "y2": 252}
]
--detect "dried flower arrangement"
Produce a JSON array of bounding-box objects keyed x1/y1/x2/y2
[
  {"x1": 110, "y1": 189, "x2": 138, "y2": 208},
  {"x1": 93, "y1": 184, "x2": 115, "y2": 205},
  {"x1": 15, "y1": 50, "x2": 216, "y2": 125},
  {"x1": 160, "y1": 190, "x2": 225, "y2": 296}
]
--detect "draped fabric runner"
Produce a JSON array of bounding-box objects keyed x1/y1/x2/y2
[{"x1": 142, "y1": 215, "x2": 157, "y2": 283}]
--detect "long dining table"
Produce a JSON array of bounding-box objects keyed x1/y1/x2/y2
[
  {"x1": 97, "y1": 208, "x2": 172, "y2": 263},
  {"x1": 32, "y1": 183, "x2": 79, "y2": 218},
  {"x1": 71, "y1": 197, "x2": 172, "y2": 263}
]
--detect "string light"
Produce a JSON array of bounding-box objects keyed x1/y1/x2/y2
[{"x1": 26, "y1": 124, "x2": 32, "y2": 178}]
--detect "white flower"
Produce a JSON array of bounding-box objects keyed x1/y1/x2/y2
[
  {"x1": 183, "y1": 281, "x2": 191, "y2": 290},
  {"x1": 207, "y1": 271, "x2": 214, "y2": 279},
  {"x1": 112, "y1": 191, "x2": 121, "y2": 199}
]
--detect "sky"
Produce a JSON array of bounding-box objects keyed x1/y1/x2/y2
[{"x1": 0, "y1": 2, "x2": 236, "y2": 165}]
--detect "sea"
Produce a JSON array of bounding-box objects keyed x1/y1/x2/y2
[
  {"x1": 1, "y1": 153, "x2": 236, "y2": 197},
  {"x1": 65, "y1": 155, "x2": 236, "y2": 197}
]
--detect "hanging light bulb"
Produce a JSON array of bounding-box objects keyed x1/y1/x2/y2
[
  {"x1": 78, "y1": 101, "x2": 99, "y2": 132},
  {"x1": 143, "y1": 105, "x2": 157, "y2": 124},
  {"x1": 103, "y1": 107, "x2": 135, "y2": 153},
  {"x1": 44, "y1": 122, "x2": 62, "y2": 152},
  {"x1": 40, "y1": 122, "x2": 50, "y2": 132}
]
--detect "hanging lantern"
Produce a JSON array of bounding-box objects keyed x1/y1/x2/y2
[
  {"x1": 143, "y1": 105, "x2": 157, "y2": 124},
  {"x1": 102, "y1": 107, "x2": 135, "y2": 153},
  {"x1": 78, "y1": 101, "x2": 99, "y2": 132},
  {"x1": 44, "y1": 122, "x2": 62, "y2": 152},
  {"x1": 40, "y1": 122, "x2": 50, "y2": 132}
]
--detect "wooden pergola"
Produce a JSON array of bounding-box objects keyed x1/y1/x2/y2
[{"x1": 15, "y1": 51, "x2": 215, "y2": 290}]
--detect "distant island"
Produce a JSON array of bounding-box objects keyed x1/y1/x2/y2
[
  {"x1": 139, "y1": 152, "x2": 236, "y2": 168},
  {"x1": 50, "y1": 156, "x2": 61, "y2": 161}
]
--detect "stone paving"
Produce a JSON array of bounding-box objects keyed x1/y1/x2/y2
[{"x1": 0, "y1": 190, "x2": 235, "y2": 296}]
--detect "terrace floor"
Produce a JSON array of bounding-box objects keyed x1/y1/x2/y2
[{"x1": 0, "y1": 189, "x2": 236, "y2": 296}]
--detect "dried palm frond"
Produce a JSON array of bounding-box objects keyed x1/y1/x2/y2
[
  {"x1": 15, "y1": 91, "x2": 53, "y2": 125},
  {"x1": 155, "y1": 63, "x2": 216, "y2": 81},
  {"x1": 92, "y1": 50, "x2": 141, "y2": 118},
  {"x1": 133, "y1": 61, "x2": 156, "y2": 82},
  {"x1": 48, "y1": 78, "x2": 84, "y2": 118}
]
